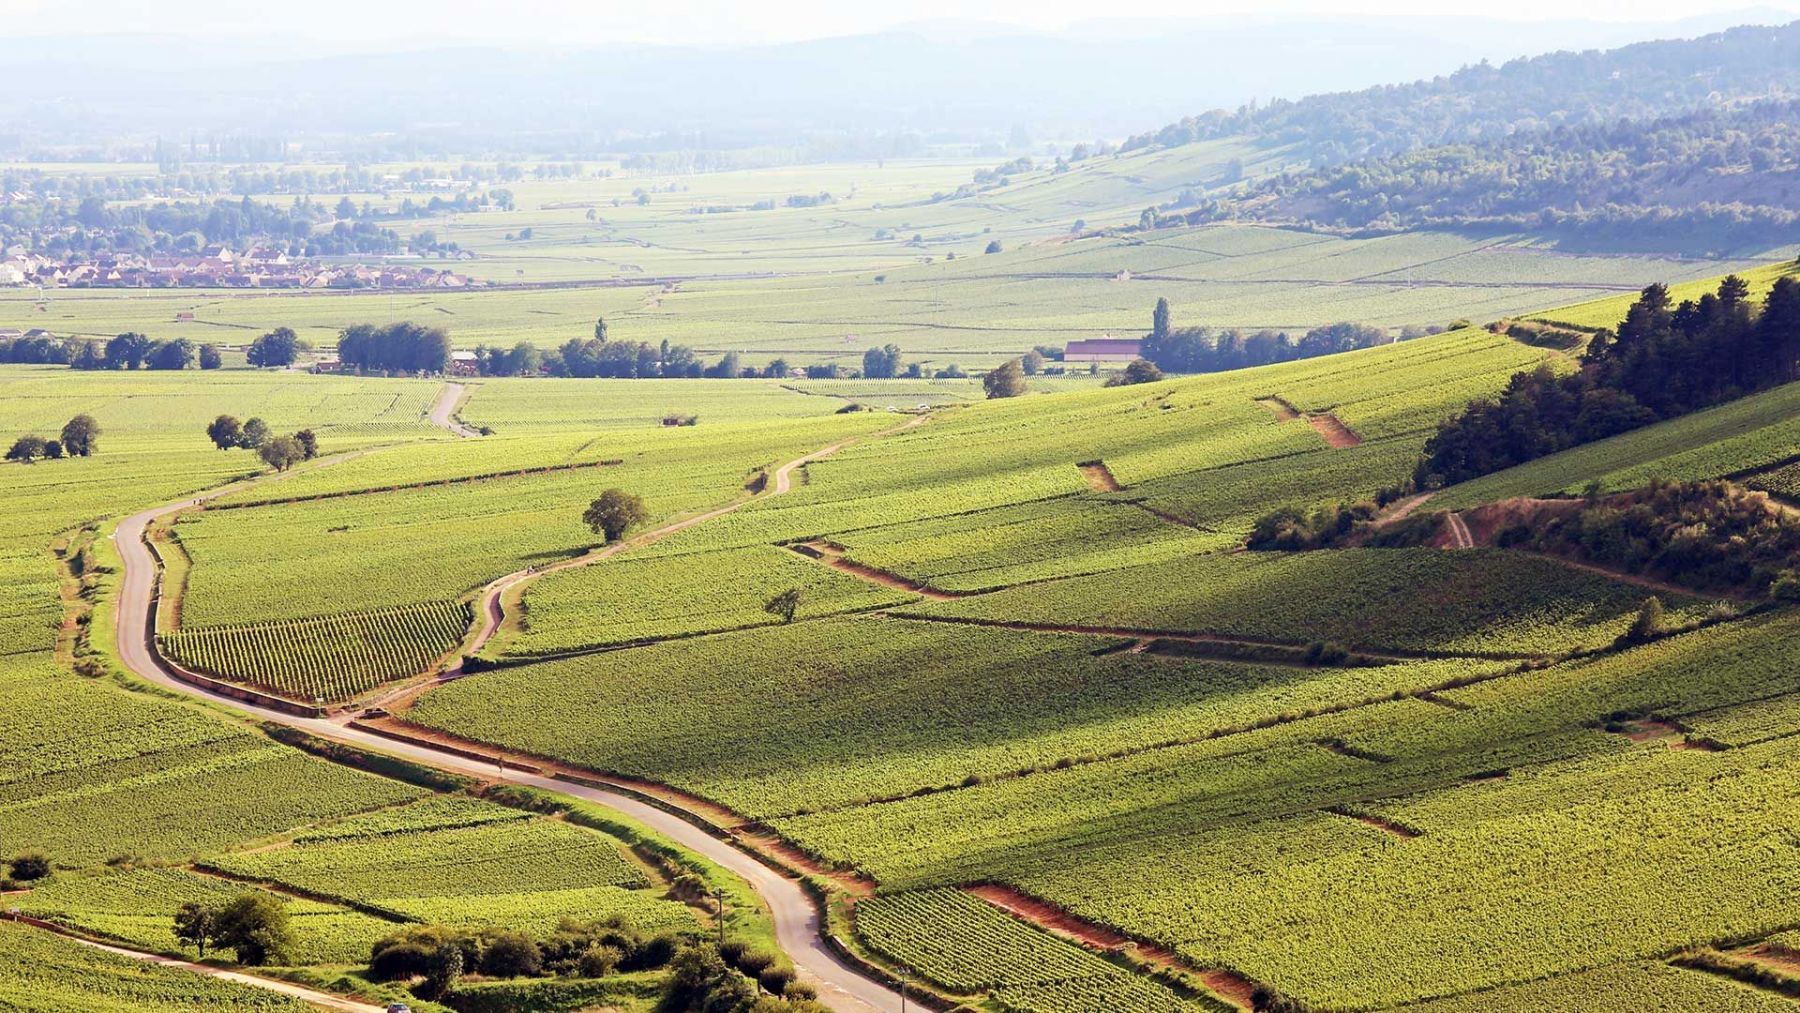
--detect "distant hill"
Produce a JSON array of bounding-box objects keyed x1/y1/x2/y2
[
  {"x1": 1, "y1": 13, "x2": 1795, "y2": 155},
  {"x1": 1127, "y1": 21, "x2": 1800, "y2": 167},
  {"x1": 1181, "y1": 98, "x2": 1800, "y2": 250}
]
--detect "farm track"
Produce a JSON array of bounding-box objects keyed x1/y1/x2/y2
[
  {"x1": 786, "y1": 542, "x2": 965, "y2": 601},
  {"x1": 112, "y1": 428, "x2": 934, "y2": 1012},
  {"x1": 1445, "y1": 512, "x2": 1476, "y2": 549},
  {"x1": 4, "y1": 915, "x2": 384, "y2": 1012},
  {"x1": 428, "y1": 382, "x2": 480, "y2": 438}
]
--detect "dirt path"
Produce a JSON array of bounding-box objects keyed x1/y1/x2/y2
[
  {"x1": 788, "y1": 542, "x2": 963, "y2": 601},
  {"x1": 6, "y1": 915, "x2": 383, "y2": 1011},
  {"x1": 892, "y1": 613, "x2": 1431, "y2": 662},
  {"x1": 112, "y1": 428, "x2": 929, "y2": 1013},
  {"x1": 1445, "y1": 512, "x2": 1475, "y2": 549},
  {"x1": 965, "y1": 885, "x2": 1254, "y2": 1010},
  {"x1": 1306, "y1": 413, "x2": 1363, "y2": 448},
  {"x1": 428, "y1": 381, "x2": 481, "y2": 438},
  {"x1": 1255, "y1": 397, "x2": 1301, "y2": 421},
  {"x1": 1077, "y1": 460, "x2": 1123, "y2": 492},
  {"x1": 1375, "y1": 492, "x2": 1434, "y2": 527}
]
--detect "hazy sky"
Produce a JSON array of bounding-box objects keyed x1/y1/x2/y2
[{"x1": 5, "y1": 0, "x2": 1799, "y2": 47}]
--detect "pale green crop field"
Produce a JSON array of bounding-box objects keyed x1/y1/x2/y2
[{"x1": 5, "y1": 145, "x2": 1780, "y2": 368}]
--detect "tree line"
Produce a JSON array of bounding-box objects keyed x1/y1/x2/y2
[
  {"x1": 1, "y1": 332, "x2": 225, "y2": 371},
  {"x1": 6, "y1": 414, "x2": 99, "y2": 463},
  {"x1": 206, "y1": 415, "x2": 318, "y2": 471},
  {"x1": 1416, "y1": 275, "x2": 1800, "y2": 487},
  {"x1": 1140, "y1": 298, "x2": 1409, "y2": 374}
]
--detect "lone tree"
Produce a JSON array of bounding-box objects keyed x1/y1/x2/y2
[
  {"x1": 294, "y1": 429, "x2": 319, "y2": 460},
  {"x1": 212, "y1": 892, "x2": 295, "y2": 966},
  {"x1": 1618, "y1": 596, "x2": 1668, "y2": 647},
  {"x1": 206, "y1": 415, "x2": 242, "y2": 450},
  {"x1": 198, "y1": 344, "x2": 223, "y2": 370},
  {"x1": 173, "y1": 902, "x2": 219, "y2": 957},
  {"x1": 583, "y1": 489, "x2": 649, "y2": 543},
  {"x1": 246, "y1": 327, "x2": 306, "y2": 368},
  {"x1": 764, "y1": 588, "x2": 803, "y2": 624},
  {"x1": 1021, "y1": 348, "x2": 1045, "y2": 375},
  {"x1": 982, "y1": 358, "x2": 1028, "y2": 399},
  {"x1": 1153, "y1": 297, "x2": 1171, "y2": 341},
  {"x1": 594, "y1": 317, "x2": 609, "y2": 342},
  {"x1": 60, "y1": 414, "x2": 100, "y2": 456},
  {"x1": 259, "y1": 435, "x2": 305, "y2": 472},
  {"x1": 6, "y1": 435, "x2": 47, "y2": 462},
  {"x1": 9, "y1": 853, "x2": 51, "y2": 880},
  {"x1": 239, "y1": 417, "x2": 271, "y2": 449}
]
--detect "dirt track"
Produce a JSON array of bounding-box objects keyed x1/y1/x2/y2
[
  {"x1": 7, "y1": 915, "x2": 383, "y2": 1011},
  {"x1": 1306, "y1": 413, "x2": 1363, "y2": 448},
  {"x1": 111, "y1": 429, "x2": 925, "y2": 1012},
  {"x1": 428, "y1": 382, "x2": 481, "y2": 438}
]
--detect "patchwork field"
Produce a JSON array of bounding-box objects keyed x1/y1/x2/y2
[{"x1": 5, "y1": 245, "x2": 1800, "y2": 1012}]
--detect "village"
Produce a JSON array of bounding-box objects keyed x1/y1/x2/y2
[{"x1": 0, "y1": 246, "x2": 477, "y2": 290}]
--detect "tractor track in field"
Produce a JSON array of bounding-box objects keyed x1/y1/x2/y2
[{"x1": 112, "y1": 419, "x2": 939, "y2": 1013}]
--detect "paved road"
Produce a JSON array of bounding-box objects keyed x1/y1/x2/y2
[
  {"x1": 110, "y1": 447, "x2": 908, "y2": 1012},
  {"x1": 428, "y1": 382, "x2": 481, "y2": 438},
  {"x1": 10, "y1": 916, "x2": 384, "y2": 1011}
]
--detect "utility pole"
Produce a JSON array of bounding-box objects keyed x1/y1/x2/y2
[{"x1": 899, "y1": 966, "x2": 910, "y2": 1013}]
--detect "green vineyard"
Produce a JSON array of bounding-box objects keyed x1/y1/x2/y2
[
  {"x1": 160, "y1": 600, "x2": 471, "y2": 702},
  {"x1": 854, "y1": 888, "x2": 1211, "y2": 1012}
]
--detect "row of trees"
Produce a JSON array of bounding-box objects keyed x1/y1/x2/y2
[
  {"x1": 1141, "y1": 299, "x2": 1398, "y2": 374},
  {"x1": 337, "y1": 322, "x2": 452, "y2": 374},
  {"x1": 5, "y1": 415, "x2": 99, "y2": 463},
  {"x1": 206, "y1": 415, "x2": 318, "y2": 471},
  {"x1": 1, "y1": 331, "x2": 228, "y2": 372},
  {"x1": 1417, "y1": 276, "x2": 1800, "y2": 487}
]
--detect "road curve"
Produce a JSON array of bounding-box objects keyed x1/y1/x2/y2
[
  {"x1": 8, "y1": 917, "x2": 383, "y2": 1012},
  {"x1": 429, "y1": 382, "x2": 481, "y2": 438},
  {"x1": 111, "y1": 437, "x2": 915, "y2": 1012}
]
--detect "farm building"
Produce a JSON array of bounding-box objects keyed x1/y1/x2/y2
[{"x1": 1064, "y1": 338, "x2": 1142, "y2": 363}]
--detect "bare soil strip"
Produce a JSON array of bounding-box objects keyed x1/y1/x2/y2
[
  {"x1": 1256, "y1": 397, "x2": 1301, "y2": 421},
  {"x1": 964, "y1": 884, "x2": 1257, "y2": 1010},
  {"x1": 787, "y1": 542, "x2": 964, "y2": 601},
  {"x1": 1306, "y1": 413, "x2": 1363, "y2": 448},
  {"x1": 1328, "y1": 806, "x2": 1421, "y2": 839},
  {"x1": 1077, "y1": 460, "x2": 1123, "y2": 492},
  {"x1": 4, "y1": 914, "x2": 384, "y2": 1012}
]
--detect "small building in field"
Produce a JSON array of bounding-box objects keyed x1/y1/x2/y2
[
  {"x1": 1064, "y1": 337, "x2": 1142, "y2": 363},
  {"x1": 448, "y1": 350, "x2": 481, "y2": 376}
]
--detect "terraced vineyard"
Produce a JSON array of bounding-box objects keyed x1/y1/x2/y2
[{"x1": 160, "y1": 599, "x2": 471, "y2": 700}]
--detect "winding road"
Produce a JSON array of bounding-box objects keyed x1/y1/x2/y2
[{"x1": 108, "y1": 424, "x2": 921, "y2": 1012}]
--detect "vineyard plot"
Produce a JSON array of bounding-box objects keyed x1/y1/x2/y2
[{"x1": 161, "y1": 600, "x2": 471, "y2": 701}]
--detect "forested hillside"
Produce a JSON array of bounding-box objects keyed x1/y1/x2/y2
[
  {"x1": 1188, "y1": 99, "x2": 1800, "y2": 247},
  {"x1": 1127, "y1": 21, "x2": 1800, "y2": 165}
]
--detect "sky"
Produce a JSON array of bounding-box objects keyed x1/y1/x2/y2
[{"x1": 4, "y1": 0, "x2": 1799, "y2": 47}]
